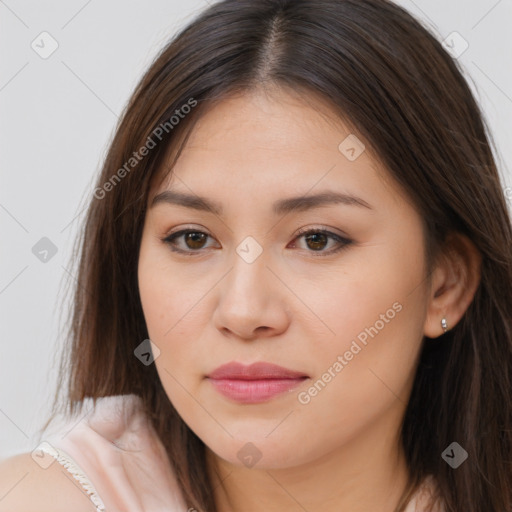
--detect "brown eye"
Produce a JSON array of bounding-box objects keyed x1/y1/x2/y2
[
  {"x1": 183, "y1": 232, "x2": 208, "y2": 250},
  {"x1": 303, "y1": 232, "x2": 329, "y2": 251},
  {"x1": 291, "y1": 228, "x2": 353, "y2": 256},
  {"x1": 163, "y1": 227, "x2": 352, "y2": 257},
  {"x1": 163, "y1": 229, "x2": 215, "y2": 255}
]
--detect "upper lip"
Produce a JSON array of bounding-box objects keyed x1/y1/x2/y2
[{"x1": 207, "y1": 362, "x2": 308, "y2": 380}]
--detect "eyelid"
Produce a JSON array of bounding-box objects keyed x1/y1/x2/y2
[
  {"x1": 163, "y1": 224, "x2": 348, "y2": 240},
  {"x1": 163, "y1": 224, "x2": 214, "y2": 242},
  {"x1": 293, "y1": 224, "x2": 349, "y2": 240}
]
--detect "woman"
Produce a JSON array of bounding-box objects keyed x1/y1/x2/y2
[{"x1": 1, "y1": 0, "x2": 510, "y2": 511}]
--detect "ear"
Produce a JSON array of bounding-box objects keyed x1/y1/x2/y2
[{"x1": 423, "y1": 232, "x2": 482, "y2": 338}]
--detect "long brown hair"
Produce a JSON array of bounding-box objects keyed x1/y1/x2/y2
[{"x1": 40, "y1": 1, "x2": 512, "y2": 510}]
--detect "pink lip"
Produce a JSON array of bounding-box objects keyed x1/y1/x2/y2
[{"x1": 207, "y1": 362, "x2": 309, "y2": 404}]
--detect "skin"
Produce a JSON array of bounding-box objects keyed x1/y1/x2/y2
[{"x1": 137, "y1": 86, "x2": 481, "y2": 512}]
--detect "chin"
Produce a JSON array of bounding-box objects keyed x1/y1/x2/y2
[{"x1": 203, "y1": 431, "x2": 316, "y2": 471}]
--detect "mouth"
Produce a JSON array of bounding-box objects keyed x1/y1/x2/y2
[{"x1": 206, "y1": 361, "x2": 309, "y2": 404}]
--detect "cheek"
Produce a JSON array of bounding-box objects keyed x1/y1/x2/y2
[
  {"x1": 138, "y1": 248, "x2": 208, "y2": 417},
  {"x1": 299, "y1": 239, "x2": 424, "y2": 350},
  {"x1": 137, "y1": 242, "x2": 214, "y2": 388},
  {"x1": 297, "y1": 234, "x2": 428, "y2": 419},
  {"x1": 138, "y1": 234, "x2": 198, "y2": 334}
]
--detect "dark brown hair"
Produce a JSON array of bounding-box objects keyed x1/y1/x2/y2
[{"x1": 40, "y1": 0, "x2": 512, "y2": 510}]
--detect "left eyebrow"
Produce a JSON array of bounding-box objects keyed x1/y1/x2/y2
[
  {"x1": 273, "y1": 190, "x2": 373, "y2": 215},
  {"x1": 150, "y1": 190, "x2": 373, "y2": 216}
]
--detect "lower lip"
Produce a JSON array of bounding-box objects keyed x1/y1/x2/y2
[{"x1": 207, "y1": 377, "x2": 308, "y2": 403}]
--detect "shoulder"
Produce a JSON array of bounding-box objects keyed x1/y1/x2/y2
[
  {"x1": 0, "y1": 394, "x2": 138, "y2": 512},
  {"x1": 2, "y1": 394, "x2": 188, "y2": 512},
  {"x1": 0, "y1": 452, "x2": 96, "y2": 512}
]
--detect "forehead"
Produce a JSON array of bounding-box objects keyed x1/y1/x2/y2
[
  {"x1": 151, "y1": 88, "x2": 405, "y2": 213},
  {"x1": 181, "y1": 88, "x2": 353, "y2": 155}
]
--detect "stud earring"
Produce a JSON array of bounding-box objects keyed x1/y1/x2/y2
[{"x1": 441, "y1": 317, "x2": 448, "y2": 333}]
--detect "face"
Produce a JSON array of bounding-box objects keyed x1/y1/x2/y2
[{"x1": 137, "y1": 88, "x2": 431, "y2": 471}]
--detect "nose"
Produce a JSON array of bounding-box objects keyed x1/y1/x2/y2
[{"x1": 212, "y1": 250, "x2": 290, "y2": 341}]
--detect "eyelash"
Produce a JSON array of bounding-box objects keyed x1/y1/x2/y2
[{"x1": 161, "y1": 226, "x2": 353, "y2": 257}]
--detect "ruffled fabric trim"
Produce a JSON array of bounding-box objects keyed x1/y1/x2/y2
[
  {"x1": 38, "y1": 442, "x2": 107, "y2": 512},
  {"x1": 38, "y1": 394, "x2": 188, "y2": 511}
]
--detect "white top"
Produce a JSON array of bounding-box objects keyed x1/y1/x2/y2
[{"x1": 37, "y1": 394, "x2": 442, "y2": 512}]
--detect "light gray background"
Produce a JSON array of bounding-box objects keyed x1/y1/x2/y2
[{"x1": 1, "y1": 0, "x2": 511, "y2": 459}]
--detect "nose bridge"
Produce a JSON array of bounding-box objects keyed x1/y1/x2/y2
[{"x1": 225, "y1": 236, "x2": 271, "y2": 301}]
